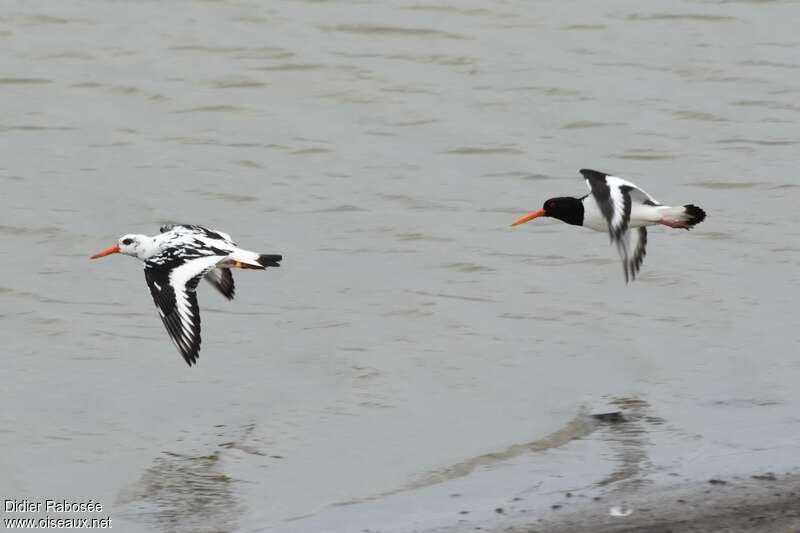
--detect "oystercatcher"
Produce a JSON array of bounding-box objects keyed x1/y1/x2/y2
[
  {"x1": 90, "y1": 224, "x2": 282, "y2": 366},
  {"x1": 511, "y1": 169, "x2": 706, "y2": 282}
]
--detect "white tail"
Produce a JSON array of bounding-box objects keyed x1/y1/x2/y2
[
  {"x1": 229, "y1": 248, "x2": 263, "y2": 268},
  {"x1": 226, "y1": 249, "x2": 283, "y2": 269},
  {"x1": 656, "y1": 204, "x2": 706, "y2": 227}
]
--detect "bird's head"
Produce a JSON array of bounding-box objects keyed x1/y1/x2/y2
[
  {"x1": 90, "y1": 234, "x2": 151, "y2": 260},
  {"x1": 511, "y1": 197, "x2": 583, "y2": 227}
]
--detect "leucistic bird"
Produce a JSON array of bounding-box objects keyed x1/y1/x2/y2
[
  {"x1": 90, "y1": 224, "x2": 282, "y2": 365},
  {"x1": 511, "y1": 169, "x2": 706, "y2": 282}
]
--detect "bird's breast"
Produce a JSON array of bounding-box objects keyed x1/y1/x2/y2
[{"x1": 581, "y1": 197, "x2": 609, "y2": 232}]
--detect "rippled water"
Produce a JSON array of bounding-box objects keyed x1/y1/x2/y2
[{"x1": 2, "y1": 1, "x2": 799, "y2": 532}]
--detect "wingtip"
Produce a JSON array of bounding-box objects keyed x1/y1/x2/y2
[{"x1": 580, "y1": 168, "x2": 608, "y2": 179}]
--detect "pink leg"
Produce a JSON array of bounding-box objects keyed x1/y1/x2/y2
[{"x1": 659, "y1": 218, "x2": 691, "y2": 229}]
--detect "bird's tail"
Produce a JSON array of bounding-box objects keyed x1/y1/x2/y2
[
  {"x1": 656, "y1": 204, "x2": 706, "y2": 228},
  {"x1": 229, "y1": 250, "x2": 283, "y2": 269},
  {"x1": 256, "y1": 254, "x2": 282, "y2": 268}
]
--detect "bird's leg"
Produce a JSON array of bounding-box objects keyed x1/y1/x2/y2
[
  {"x1": 659, "y1": 218, "x2": 691, "y2": 230},
  {"x1": 233, "y1": 261, "x2": 263, "y2": 270}
]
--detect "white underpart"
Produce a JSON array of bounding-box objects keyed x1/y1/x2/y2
[
  {"x1": 629, "y1": 203, "x2": 666, "y2": 227},
  {"x1": 653, "y1": 205, "x2": 694, "y2": 224},
  {"x1": 226, "y1": 249, "x2": 262, "y2": 267},
  {"x1": 582, "y1": 195, "x2": 610, "y2": 232}
]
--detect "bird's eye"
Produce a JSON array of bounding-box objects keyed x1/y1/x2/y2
[
  {"x1": 547, "y1": 201, "x2": 555, "y2": 208},
  {"x1": 122, "y1": 238, "x2": 133, "y2": 246}
]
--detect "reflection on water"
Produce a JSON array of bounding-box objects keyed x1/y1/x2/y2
[
  {"x1": 595, "y1": 397, "x2": 664, "y2": 492},
  {"x1": 330, "y1": 410, "x2": 597, "y2": 510},
  {"x1": 407, "y1": 412, "x2": 597, "y2": 491},
  {"x1": 121, "y1": 450, "x2": 240, "y2": 533},
  {"x1": 119, "y1": 424, "x2": 263, "y2": 533}
]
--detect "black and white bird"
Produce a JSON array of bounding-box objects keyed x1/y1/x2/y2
[
  {"x1": 511, "y1": 169, "x2": 706, "y2": 282},
  {"x1": 90, "y1": 224, "x2": 282, "y2": 366}
]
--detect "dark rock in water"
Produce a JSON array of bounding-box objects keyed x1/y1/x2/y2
[
  {"x1": 494, "y1": 507, "x2": 504, "y2": 514},
  {"x1": 591, "y1": 411, "x2": 625, "y2": 423},
  {"x1": 551, "y1": 504, "x2": 562, "y2": 510},
  {"x1": 708, "y1": 478, "x2": 728, "y2": 485},
  {"x1": 752, "y1": 473, "x2": 777, "y2": 481}
]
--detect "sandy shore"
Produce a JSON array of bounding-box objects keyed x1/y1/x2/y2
[{"x1": 496, "y1": 472, "x2": 800, "y2": 533}]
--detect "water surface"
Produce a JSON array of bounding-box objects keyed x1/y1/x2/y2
[{"x1": 1, "y1": 1, "x2": 799, "y2": 532}]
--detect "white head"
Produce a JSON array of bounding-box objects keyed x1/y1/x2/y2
[{"x1": 90, "y1": 234, "x2": 156, "y2": 261}]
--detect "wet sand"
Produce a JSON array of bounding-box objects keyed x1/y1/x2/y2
[
  {"x1": 504, "y1": 473, "x2": 800, "y2": 533},
  {"x1": 419, "y1": 472, "x2": 800, "y2": 533}
]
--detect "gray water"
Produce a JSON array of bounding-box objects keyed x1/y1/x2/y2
[{"x1": 2, "y1": 1, "x2": 799, "y2": 532}]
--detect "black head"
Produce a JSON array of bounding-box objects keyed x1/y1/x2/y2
[
  {"x1": 511, "y1": 196, "x2": 584, "y2": 227},
  {"x1": 542, "y1": 197, "x2": 584, "y2": 226}
]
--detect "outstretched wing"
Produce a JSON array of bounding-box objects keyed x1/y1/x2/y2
[
  {"x1": 144, "y1": 255, "x2": 223, "y2": 366},
  {"x1": 621, "y1": 227, "x2": 648, "y2": 283},
  {"x1": 204, "y1": 267, "x2": 235, "y2": 300},
  {"x1": 581, "y1": 169, "x2": 653, "y2": 282},
  {"x1": 582, "y1": 169, "x2": 631, "y2": 239},
  {"x1": 582, "y1": 169, "x2": 659, "y2": 208}
]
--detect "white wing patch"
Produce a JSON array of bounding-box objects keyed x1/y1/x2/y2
[
  {"x1": 168, "y1": 256, "x2": 224, "y2": 352},
  {"x1": 145, "y1": 254, "x2": 229, "y2": 365},
  {"x1": 603, "y1": 175, "x2": 659, "y2": 206}
]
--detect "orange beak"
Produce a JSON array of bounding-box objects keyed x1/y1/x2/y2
[
  {"x1": 90, "y1": 245, "x2": 120, "y2": 259},
  {"x1": 510, "y1": 208, "x2": 546, "y2": 227}
]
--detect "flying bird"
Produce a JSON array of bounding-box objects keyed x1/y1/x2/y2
[
  {"x1": 90, "y1": 224, "x2": 282, "y2": 365},
  {"x1": 511, "y1": 169, "x2": 706, "y2": 282}
]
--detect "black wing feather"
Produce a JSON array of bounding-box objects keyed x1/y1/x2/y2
[
  {"x1": 581, "y1": 169, "x2": 648, "y2": 283},
  {"x1": 144, "y1": 264, "x2": 203, "y2": 366},
  {"x1": 616, "y1": 186, "x2": 633, "y2": 239},
  {"x1": 624, "y1": 227, "x2": 648, "y2": 283},
  {"x1": 205, "y1": 268, "x2": 235, "y2": 300},
  {"x1": 580, "y1": 169, "x2": 633, "y2": 240}
]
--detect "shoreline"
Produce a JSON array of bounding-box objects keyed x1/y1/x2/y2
[{"x1": 484, "y1": 472, "x2": 800, "y2": 533}]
